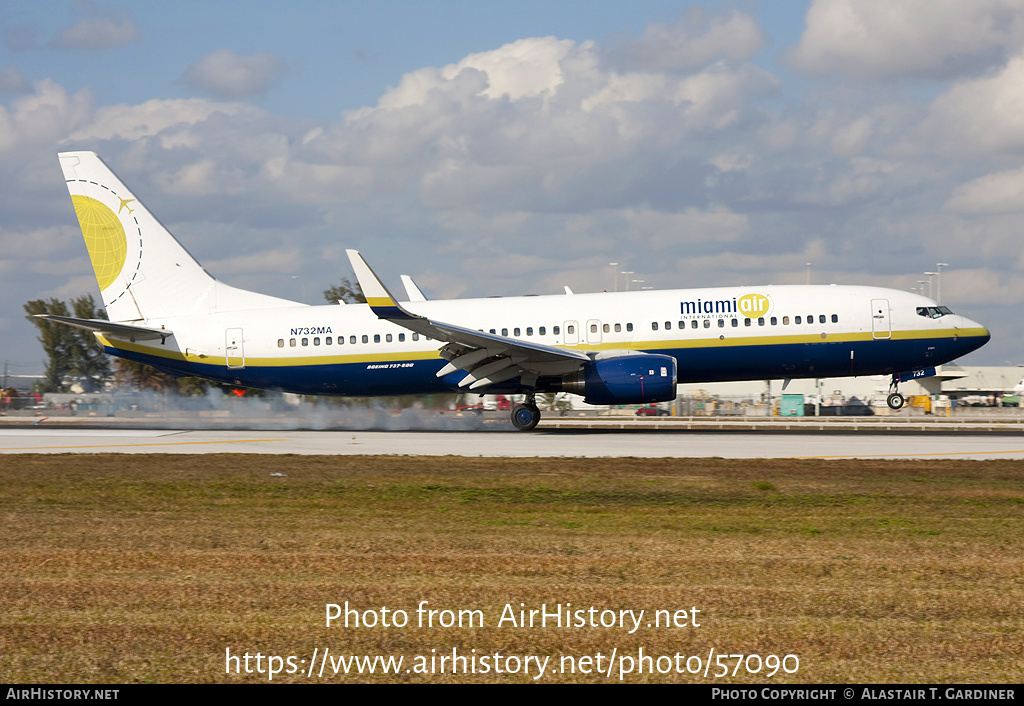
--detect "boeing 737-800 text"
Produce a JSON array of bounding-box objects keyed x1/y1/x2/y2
[{"x1": 42, "y1": 152, "x2": 990, "y2": 430}]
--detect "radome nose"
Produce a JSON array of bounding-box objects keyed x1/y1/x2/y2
[{"x1": 957, "y1": 315, "x2": 991, "y2": 347}]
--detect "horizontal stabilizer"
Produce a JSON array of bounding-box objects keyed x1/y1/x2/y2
[{"x1": 35, "y1": 315, "x2": 172, "y2": 341}]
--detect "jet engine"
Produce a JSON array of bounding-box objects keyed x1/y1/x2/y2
[{"x1": 555, "y1": 352, "x2": 677, "y2": 405}]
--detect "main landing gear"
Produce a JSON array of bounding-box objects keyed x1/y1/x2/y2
[
  {"x1": 511, "y1": 393, "x2": 541, "y2": 431},
  {"x1": 887, "y1": 375, "x2": 905, "y2": 410}
]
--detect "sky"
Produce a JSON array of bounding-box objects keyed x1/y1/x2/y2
[{"x1": 3, "y1": 0, "x2": 1024, "y2": 377}]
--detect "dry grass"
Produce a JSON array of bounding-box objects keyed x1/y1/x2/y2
[{"x1": 0, "y1": 454, "x2": 1021, "y2": 683}]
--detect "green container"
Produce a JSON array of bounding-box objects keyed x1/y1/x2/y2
[{"x1": 780, "y1": 394, "x2": 805, "y2": 417}]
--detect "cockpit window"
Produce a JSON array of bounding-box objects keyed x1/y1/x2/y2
[{"x1": 916, "y1": 306, "x2": 953, "y2": 319}]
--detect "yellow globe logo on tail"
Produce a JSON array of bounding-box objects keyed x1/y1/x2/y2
[{"x1": 71, "y1": 194, "x2": 127, "y2": 291}]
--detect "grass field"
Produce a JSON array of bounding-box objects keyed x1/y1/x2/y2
[{"x1": 1, "y1": 453, "x2": 1021, "y2": 683}]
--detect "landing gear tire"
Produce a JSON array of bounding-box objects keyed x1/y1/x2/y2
[
  {"x1": 887, "y1": 392, "x2": 905, "y2": 410},
  {"x1": 511, "y1": 403, "x2": 541, "y2": 431}
]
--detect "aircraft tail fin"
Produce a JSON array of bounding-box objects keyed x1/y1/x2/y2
[{"x1": 57, "y1": 151, "x2": 299, "y2": 322}]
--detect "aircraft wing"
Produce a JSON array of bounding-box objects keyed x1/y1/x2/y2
[
  {"x1": 35, "y1": 315, "x2": 172, "y2": 342},
  {"x1": 346, "y1": 250, "x2": 588, "y2": 390}
]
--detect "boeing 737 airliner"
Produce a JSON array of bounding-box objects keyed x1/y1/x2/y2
[{"x1": 44, "y1": 152, "x2": 990, "y2": 430}]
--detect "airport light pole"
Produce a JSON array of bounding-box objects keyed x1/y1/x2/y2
[
  {"x1": 936, "y1": 263, "x2": 948, "y2": 303},
  {"x1": 924, "y1": 272, "x2": 937, "y2": 300},
  {"x1": 609, "y1": 263, "x2": 619, "y2": 292},
  {"x1": 291, "y1": 275, "x2": 306, "y2": 304}
]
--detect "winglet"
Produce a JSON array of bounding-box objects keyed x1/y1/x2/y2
[{"x1": 345, "y1": 249, "x2": 417, "y2": 320}]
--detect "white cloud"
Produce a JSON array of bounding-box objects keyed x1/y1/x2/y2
[
  {"x1": 69, "y1": 97, "x2": 257, "y2": 143},
  {"x1": 946, "y1": 165, "x2": 1024, "y2": 215},
  {"x1": 182, "y1": 49, "x2": 287, "y2": 100},
  {"x1": 914, "y1": 54, "x2": 1024, "y2": 155},
  {"x1": 609, "y1": 8, "x2": 767, "y2": 72},
  {"x1": 0, "y1": 65, "x2": 30, "y2": 93},
  {"x1": 203, "y1": 248, "x2": 305, "y2": 276},
  {"x1": 0, "y1": 79, "x2": 93, "y2": 154},
  {"x1": 377, "y1": 37, "x2": 576, "y2": 110},
  {"x1": 789, "y1": 0, "x2": 1024, "y2": 80},
  {"x1": 52, "y1": 12, "x2": 139, "y2": 50}
]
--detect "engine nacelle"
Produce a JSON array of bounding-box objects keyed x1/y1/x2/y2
[{"x1": 557, "y1": 352, "x2": 677, "y2": 405}]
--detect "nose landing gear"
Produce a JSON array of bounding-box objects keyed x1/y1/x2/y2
[{"x1": 887, "y1": 375, "x2": 905, "y2": 410}]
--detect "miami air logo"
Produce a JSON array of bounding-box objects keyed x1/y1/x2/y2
[
  {"x1": 737, "y1": 293, "x2": 771, "y2": 319},
  {"x1": 71, "y1": 194, "x2": 127, "y2": 291},
  {"x1": 680, "y1": 292, "x2": 772, "y2": 318}
]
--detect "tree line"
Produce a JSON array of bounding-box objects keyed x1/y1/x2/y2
[{"x1": 24, "y1": 279, "x2": 364, "y2": 394}]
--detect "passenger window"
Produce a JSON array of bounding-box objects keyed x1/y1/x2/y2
[
  {"x1": 664, "y1": 321, "x2": 670, "y2": 330},
  {"x1": 373, "y1": 334, "x2": 380, "y2": 343},
  {"x1": 514, "y1": 327, "x2": 521, "y2": 336},
  {"x1": 615, "y1": 323, "x2": 622, "y2": 333},
  {"x1": 795, "y1": 316, "x2": 802, "y2": 324},
  {"x1": 302, "y1": 338, "x2": 308, "y2": 346},
  {"x1": 807, "y1": 315, "x2": 813, "y2": 324},
  {"x1": 566, "y1": 325, "x2": 573, "y2": 334},
  {"x1": 652, "y1": 322, "x2": 659, "y2": 331},
  {"x1": 314, "y1": 337, "x2": 320, "y2": 346},
  {"x1": 412, "y1": 333, "x2": 420, "y2": 341},
  {"x1": 590, "y1": 324, "x2": 598, "y2": 334},
  {"x1": 819, "y1": 315, "x2": 826, "y2": 324},
  {"x1": 770, "y1": 317, "x2": 777, "y2": 326},
  {"x1": 744, "y1": 318, "x2": 751, "y2": 327},
  {"x1": 731, "y1": 318, "x2": 738, "y2": 327},
  {"x1": 361, "y1": 335, "x2": 368, "y2": 344},
  {"x1": 691, "y1": 320, "x2": 698, "y2": 329},
  {"x1": 326, "y1": 337, "x2": 332, "y2": 345},
  {"x1": 625, "y1": 323, "x2": 632, "y2": 332},
  {"x1": 527, "y1": 327, "x2": 534, "y2": 336},
  {"x1": 782, "y1": 316, "x2": 789, "y2": 325},
  {"x1": 501, "y1": 328, "x2": 508, "y2": 336},
  {"x1": 386, "y1": 333, "x2": 392, "y2": 342},
  {"x1": 539, "y1": 326, "x2": 546, "y2": 335},
  {"x1": 831, "y1": 314, "x2": 838, "y2": 323},
  {"x1": 399, "y1": 333, "x2": 405, "y2": 342},
  {"x1": 717, "y1": 319, "x2": 725, "y2": 328},
  {"x1": 603, "y1": 324, "x2": 609, "y2": 333},
  {"x1": 277, "y1": 339, "x2": 284, "y2": 348},
  {"x1": 290, "y1": 338, "x2": 296, "y2": 347},
  {"x1": 704, "y1": 319, "x2": 711, "y2": 328},
  {"x1": 758, "y1": 318, "x2": 765, "y2": 326}
]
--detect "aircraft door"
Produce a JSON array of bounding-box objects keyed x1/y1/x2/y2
[
  {"x1": 226, "y1": 328, "x2": 245, "y2": 368},
  {"x1": 870, "y1": 299, "x2": 891, "y2": 339},
  {"x1": 564, "y1": 320, "x2": 579, "y2": 345},
  {"x1": 586, "y1": 319, "x2": 603, "y2": 344}
]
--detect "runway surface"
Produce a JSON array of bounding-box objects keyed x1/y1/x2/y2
[{"x1": 3, "y1": 426, "x2": 1024, "y2": 458}]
